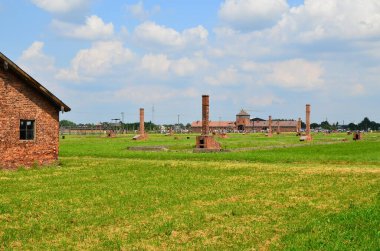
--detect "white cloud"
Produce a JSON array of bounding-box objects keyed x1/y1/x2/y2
[
  {"x1": 219, "y1": 0, "x2": 289, "y2": 30},
  {"x1": 270, "y1": 0, "x2": 380, "y2": 43},
  {"x1": 171, "y1": 57, "x2": 197, "y2": 76},
  {"x1": 133, "y1": 21, "x2": 208, "y2": 49},
  {"x1": 114, "y1": 86, "x2": 198, "y2": 104},
  {"x1": 17, "y1": 41, "x2": 68, "y2": 95},
  {"x1": 56, "y1": 41, "x2": 134, "y2": 82},
  {"x1": 140, "y1": 54, "x2": 209, "y2": 77},
  {"x1": 19, "y1": 41, "x2": 56, "y2": 74},
  {"x1": 350, "y1": 84, "x2": 366, "y2": 96},
  {"x1": 241, "y1": 61, "x2": 270, "y2": 72},
  {"x1": 246, "y1": 94, "x2": 284, "y2": 106},
  {"x1": 182, "y1": 26, "x2": 209, "y2": 45},
  {"x1": 266, "y1": 59, "x2": 324, "y2": 90},
  {"x1": 204, "y1": 66, "x2": 240, "y2": 86},
  {"x1": 31, "y1": 0, "x2": 91, "y2": 14},
  {"x1": 51, "y1": 15, "x2": 114, "y2": 40},
  {"x1": 126, "y1": 1, "x2": 160, "y2": 20},
  {"x1": 141, "y1": 54, "x2": 171, "y2": 74},
  {"x1": 172, "y1": 56, "x2": 210, "y2": 77},
  {"x1": 212, "y1": 27, "x2": 274, "y2": 59}
]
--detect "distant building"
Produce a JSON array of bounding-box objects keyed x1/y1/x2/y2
[
  {"x1": 0, "y1": 52, "x2": 70, "y2": 168},
  {"x1": 191, "y1": 109, "x2": 298, "y2": 133},
  {"x1": 191, "y1": 121, "x2": 236, "y2": 133}
]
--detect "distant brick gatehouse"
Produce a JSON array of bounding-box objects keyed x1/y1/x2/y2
[
  {"x1": 191, "y1": 109, "x2": 298, "y2": 133},
  {"x1": 0, "y1": 52, "x2": 70, "y2": 168}
]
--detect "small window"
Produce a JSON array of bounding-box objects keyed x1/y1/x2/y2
[{"x1": 20, "y1": 120, "x2": 35, "y2": 140}]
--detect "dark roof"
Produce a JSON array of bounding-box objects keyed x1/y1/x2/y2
[
  {"x1": 254, "y1": 121, "x2": 298, "y2": 127},
  {"x1": 236, "y1": 109, "x2": 250, "y2": 116},
  {"x1": 251, "y1": 117, "x2": 265, "y2": 121},
  {"x1": 0, "y1": 52, "x2": 70, "y2": 112}
]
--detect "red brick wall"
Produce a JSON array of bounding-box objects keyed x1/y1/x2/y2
[{"x1": 0, "y1": 67, "x2": 60, "y2": 168}]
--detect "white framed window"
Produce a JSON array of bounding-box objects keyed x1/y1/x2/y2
[{"x1": 20, "y1": 120, "x2": 35, "y2": 140}]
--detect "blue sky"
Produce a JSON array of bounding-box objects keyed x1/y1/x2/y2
[{"x1": 1, "y1": 0, "x2": 379, "y2": 125}]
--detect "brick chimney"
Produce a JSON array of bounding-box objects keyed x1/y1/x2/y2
[
  {"x1": 306, "y1": 104, "x2": 311, "y2": 136},
  {"x1": 139, "y1": 108, "x2": 144, "y2": 135},
  {"x1": 195, "y1": 95, "x2": 221, "y2": 151},
  {"x1": 202, "y1": 95, "x2": 209, "y2": 135}
]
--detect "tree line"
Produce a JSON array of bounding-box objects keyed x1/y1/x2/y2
[
  {"x1": 310, "y1": 117, "x2": 379, "y2": 131},
  {"x1": 60, "y1": 117, "x2": 379, "y2": 131},
  {"x1": 59, "y1": 120, "x2": 192, "y2": 131}
]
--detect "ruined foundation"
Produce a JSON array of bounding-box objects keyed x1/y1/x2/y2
[
  {"x1": 195, "y1": 95, "x2": 221, "y2": 152},
  {"x1": 218, "y1": 133, "x2": 228, "y2": 139},
  {"x1": 353, "y1": 132, "x2": 362, "y2": 141},
  {"x1": 106, "y1": 130, "x2": 116, "y2": 138}
]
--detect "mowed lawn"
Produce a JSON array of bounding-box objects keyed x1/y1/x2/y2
[{"x1": 1, "y1": 133, "x2": 379, "y2": 249}]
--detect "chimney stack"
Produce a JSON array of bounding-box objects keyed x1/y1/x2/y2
[
  {"x1": 139, "y1": 108, "x2": 145, "y2": 135},
  {"x1": 195, "y1": 95, "x2": 221, "y2": 151},
  {"x1": 202, "y1": 95, "x2": 209, "y2": 135},
  {"x1": 306, "y1": 104, "x2": 311, "y2": 136}
]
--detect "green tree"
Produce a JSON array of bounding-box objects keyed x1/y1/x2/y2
[
  {"x1": 369, "y1": 121, "x2": 379, "y2": 130},
  {"x1": 320, "y1": 121, "x2": 332, "y2": 130},
  {"x1": 59, "y1": 120, "x2": 76, "y2": 127},
  {"x1": 310, "y1": 123, "x2": 319, "y2": 129},
  {"x1": 358, "y1": 117, "x2": 371, "y2": 131},
  {"x1": 348, "y1": 123, "x2": 358, "y2": 131}
]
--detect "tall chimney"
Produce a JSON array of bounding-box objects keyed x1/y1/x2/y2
[
  {"x1": 139, "y1": 108, "x2": 145, "y2": 135},
  {"x1": 306, "y1": 104, "x2": 311, "y2": 136},
  {"x1": 202, "y1": 95, "x2": 209, "y2": 135},
  {"x1": 269, "y1": 116, "x2": 272, "y2": 134}
]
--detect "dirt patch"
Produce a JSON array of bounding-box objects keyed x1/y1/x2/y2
[{"x1": 127, "y1": 146, "x2": 169, "y2": 152}]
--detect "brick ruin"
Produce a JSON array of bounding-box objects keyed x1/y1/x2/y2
[
  {"x1": 195, "y1": 95, "x2": 221, "y2": 152},
  {"x1": 353, "y1": 132, "x2": 362, "y2": 141},
  {"x1": 132, "y1": 108, "x2": 148, "y2": 140},
  {"x1": 0, "y1": 52, "x2": 70, "y2": 168}
]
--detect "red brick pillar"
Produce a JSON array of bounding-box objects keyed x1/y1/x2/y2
[
  {"x1": 202, "y1": 95, "x2": 209, "y2": 135},
  {"x1": 306, "y1": 104, "x2": 311, "y2": 136},
  {"x1": 139, "y1": 108, "x2": 144, "y2": 135}
]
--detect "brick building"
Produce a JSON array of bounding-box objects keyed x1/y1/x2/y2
[
  {"x1": 191, "y1": 109, "x2": 298, "y2": 133},
  {"x1": 0, "y1": 52, "x2": 70, "y2": 168}
]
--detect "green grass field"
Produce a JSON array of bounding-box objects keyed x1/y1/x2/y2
[{"x1": 1, "y1": 132, "x2": 379, "y2": 250}]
